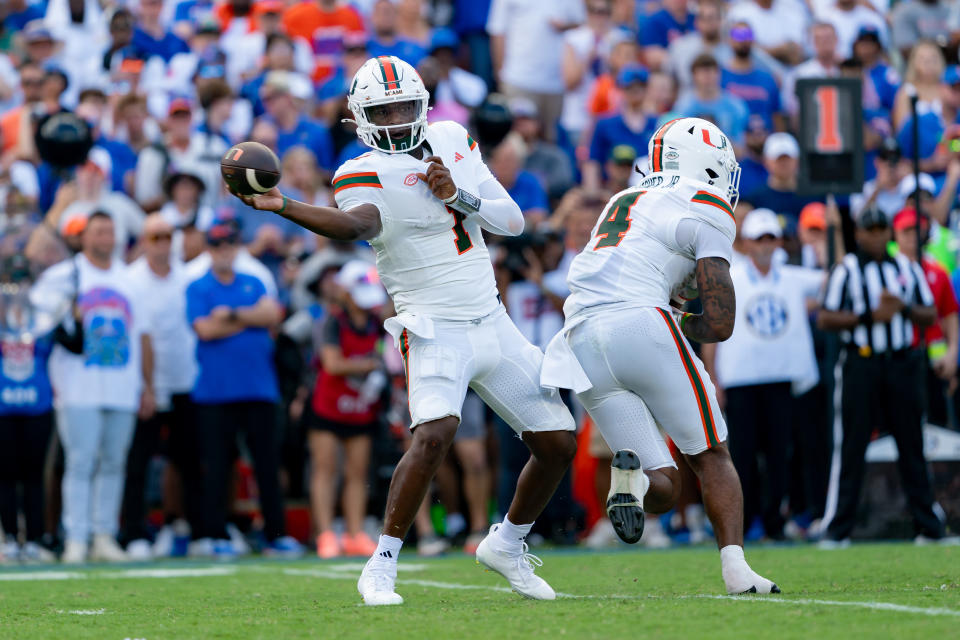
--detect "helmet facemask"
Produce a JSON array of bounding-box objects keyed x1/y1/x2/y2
[{"x1": 348, "y1": 97, "x2": 429, "y2": 153}]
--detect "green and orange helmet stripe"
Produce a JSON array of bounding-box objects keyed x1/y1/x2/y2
[
  {"x1": 650, "y1": 117, "x2": 682, "y2": 173},
  {"x1": 377, "y1": 56, "x2": 401, "y2": 90}
]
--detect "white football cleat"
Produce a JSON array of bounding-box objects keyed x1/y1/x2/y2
[
  {"x1": 475, "y1": 524, "x2": 556, "y2": 600},
  {"x1": 607, "y1": 450, "x2": 650, "y2": 544},
  {"x1": 90, "y1": 534, "x2": 128, "y2": 562},
  {"x1": 61, "y1": 540, "x2": 87, "y2": 564},
  {"x1": 723, "y1": 563, "x2": 781, "y2": 595},
  {"x1": 357, "y1": 557, "x2": 403, "y2": 606}
]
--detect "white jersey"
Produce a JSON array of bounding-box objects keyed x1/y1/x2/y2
[
  {"x1": 333, "y1": 121, "x2": 500, "y2": 321},
  {"x1": 564, "y1": 175, "x2": 737, "y2": 319}
]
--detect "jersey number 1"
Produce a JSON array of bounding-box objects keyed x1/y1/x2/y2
[
  {"x1": 446, "y1": 206, "x2": 473, "y2": 254},
  {"x1": 594, "y1": 192, "x2": 643, "y2": 249}
]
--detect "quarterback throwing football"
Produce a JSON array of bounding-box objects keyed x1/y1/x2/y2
[
  {"x1": 542, "y1": 117, "x2": 779, "y2": 595},
  {"x1": 231, "y1": 56, "x2": 577, "y2": 605}
]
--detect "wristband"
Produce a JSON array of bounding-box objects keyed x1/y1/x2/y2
[
  {"x1": 443, "y1": 190, "x2": 459, "y2": 204},
  {"x1": 444, "y1": 188, "x2": 481, "y2": 214},
  {"x1": 275, "y1": 195, "x2": 288, "y2": 215},
  {"x1": 680, "y1": 312, "x2": 692, "y2": 333}
]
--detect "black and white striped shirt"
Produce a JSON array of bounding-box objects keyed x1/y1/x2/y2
[{"x1": 822, "y1": 252, "x2": 934, "y2": 354}]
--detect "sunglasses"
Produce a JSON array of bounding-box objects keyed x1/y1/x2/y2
[
  {"x1": 207, "y1": 237, "x2": 237, "y2": 247},
  {"x1": 147, "y1": 232, "x2": 173, "y2": 242}
]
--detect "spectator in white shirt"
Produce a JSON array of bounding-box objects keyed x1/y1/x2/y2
[
  {"x1": 122, "y1": 214, "x2": 201, "y2": 557},
  {"x1": 33, "y1": 212, "x2": 155, "y2": 564},
  {"x1": 488, "y1": 0, "x2": 586, "y2": 142},
  {"x1": 727, "y1": 0, "x2": 808, "y2": 65},
  {"x1": 782, "y1": 22, "x2": 840, "y2": 117},
  {"x1": 817, "y1": 0, "x2": 888, "y2": 59}
]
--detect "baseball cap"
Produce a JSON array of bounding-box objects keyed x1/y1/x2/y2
[
  {"x1": 62, "y1": 214, "x2": 88, "y2": 237},
  {"x1": 729, "y1": 24, "x2": 754, "y2": 43},
  {"x1": 509, "y1": 96, "x2": 538, "y2": 119},
  {"x1": 168, "y1": 97, "x2": 192, "y2": 117},
  {"x1": 857, "y1": 206, "x2": 889, "y2": 229},
  {"x1": 609, "y1": 144, "x2": 638, "y2": 166},
  {"x1": 429, "y1": 28, "x2": 460, "y2": 53},
  {"x1": 897, "y1": 172, "x2": 936, "y2": 199},
  {"x1": 893, "y1": 207, "x2": 930, "y2": 232},
  {"x1": 763, "y1": 132, "x2": 799, "y2": 160},
  {"x1": 24, "y1": 20, "x2": 56, "y2": 44},
  {"x1": 877, "y1": 136, "x2": 901, "y2": 162},
  {"x1": 741, "y1": 208, "x2": 782, "y2": 239},
  {"x1": 84, "y1": 147, "x2": 113, "y2": 177},
  {"x1": 855, "y1": 25, "x2": 881, "y2": 44},
  {"x1": 336, "y1": 260, "x2": 387, "y2": 310},
  {"x1": 799, "y1": 202, "x2": 827, "y2": 231},
  {"x1": 616, "y1": 65, "x2": 649, "y2": 88},
  {"x1": 206, "y1": 219, "x2": 241, "y2": 245}
]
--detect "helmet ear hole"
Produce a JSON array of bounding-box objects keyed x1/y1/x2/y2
[
  {"x1": 705, "y1": 168, "x2": 720, "y2": 179},
  {"x1": 687, "y1": 126, "x2": 696, "y2": 134}
]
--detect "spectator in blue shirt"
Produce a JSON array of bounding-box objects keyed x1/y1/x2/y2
[
  {"x1": 639, "y1": 0, "x2": 695, "y2": 71},
  {"x1": 4, "y1": 0, "x2": 44, "y2": 32},
  {"x1": 171, "y1": 0, "x2": 217, "y2": 39},
  {"x1": 452, "y1": 0, "x2": 494, "y2": 88},
  {"x1": 738, "y1": 116, "x2": 771, "y2": 199},
  {"x1": 742, "y1": 132, "x2": 815, "y2": 235},
  {"x1": 259, "y1": 72, "x2": 335, "y2": 172},
  {"x1": 675, "y1": 53, "x2": 749, "y2": 145},
  {"x1": 854, "y1": 26, "x2": 899, "y2": 114},
  {"x1": 186, "y1": 220, "x2": 301, "y2": 557},
  {"x1": 367, "y1": 0, "x2": 428, "y2": 69},
  {"x1": 721, "y1": 23, "x2": 783, "y2": 131},
  {"x1": 585, "y1": 65, "x2": 659, "y2": 191},
  {"x1": 133, "y1": 0, "x2": 189, "y2": 63}
]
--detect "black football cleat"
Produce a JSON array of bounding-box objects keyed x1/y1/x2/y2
[{"x1": 606, "y1": 449, "x2": 649, "y2": 544}]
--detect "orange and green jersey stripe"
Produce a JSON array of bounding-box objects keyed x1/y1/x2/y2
[
  {"x1": 655, "y1": 308, "x2": 721, "y2": 449},
  {"x1": 650, "y1": 117, "x2": 681, "y2": 173},
  {"x1": 333, "y1": 172, "x2": 382, "y2": 193},
  {"x1": 691, "y1": 190, "x2": 734, "y2": 220},
  {"x1": 377, "y1": 56, "x2": 400, "y2": 90},
  {"x1": 467, "y1": 134, "x2": 477, "y2": 151}
]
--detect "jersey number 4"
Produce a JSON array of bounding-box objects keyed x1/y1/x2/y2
[
  {"x1": 446, "y1": 206, "x2": 473, "y2": 254},
  {"x1": 594, "y1": 191, "x2": 644, "y2": 250}
]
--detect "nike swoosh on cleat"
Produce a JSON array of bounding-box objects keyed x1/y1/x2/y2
[{"x1": 740, "y1": 586, "x2": 758, "y2": 594}]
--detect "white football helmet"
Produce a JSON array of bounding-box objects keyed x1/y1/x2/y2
[
  {"x1": 345, "y1": 56, "x2": 430, "y2": 153},
  {"x1": 647, "y1": 117, "x2": 741, "y2": 207}
]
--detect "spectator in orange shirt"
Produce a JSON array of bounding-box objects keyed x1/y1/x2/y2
[
  {"x1": 586, "y1": 37, "x2": 638, "y2": 119},
  {"x1": 281, "y1": 0, "x2": 364, "y2": 83},
  {"x1": 0, "y1": 61, "x2": 44, "y2": 155}
]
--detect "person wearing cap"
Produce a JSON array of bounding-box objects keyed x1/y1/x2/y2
[
  {"x1": 604, "y1": 144, "x2": 637, "y2": 194},
  {"x1": 850, "y1": 137, "x2": 908, "y2": 221},
  {"x1": 818, "y1": 206, "x2": 947, "y2": 547},
  {"x1": 721, "y1": 22, "x2": 784, "y2": 132},
  {"x1": 31, "y1": 210, "x2": 156, "y2": 564},
  {"x1": 892, "y1": 208, "x2": 960, "y2": 427},
  {"x1": 702, "y1": 208, "x2": 823, "y2": 540},
  {"x1": 185, "y1": 219, "x2": 303, "y2": 557},
  {"x1": 852, "y1": 26, "x2": 899, "y2": 114},
  {"x1": 674, "y1": 54, "x2": 749, "y2": 144},
  {"x1": 742, "y1": 132, "x2": 816, "y2": 234},
  {"x1": 797, "y1": 201, "x2": 845, "y2": 270},
  {"x1": 259, "y1": 71, "x2": 335, "y2": 171},
  {"x1": 429, "y1": 27, "x2": 488, "y2": 110},
  {"x1": 307, "y1": 260, "x2": 387, "y2": 559},
  {"x1": 584, "y1": 64, "x2": 658, "y2": 192},
  {"x1": 122, "y1": 214, "x2": 201, "y2": 558}
]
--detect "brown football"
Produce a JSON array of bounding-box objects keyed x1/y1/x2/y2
[{"x1": 220, "y1": 141, "x2": 281, "y2": 196}]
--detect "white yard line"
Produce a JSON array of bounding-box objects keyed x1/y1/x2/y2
[
  {"x1": 102, "y1": 567, "x2": 237, "y2": 579},
  {"x1": 690, "y1": 594, "x2": 960, "y2": 617},
  {"x1": 0, "y1": 571, "x2": 84, "y2": 581},
  {"x1": 57, "y1": 609, "x2": 105, "y2": 615}
]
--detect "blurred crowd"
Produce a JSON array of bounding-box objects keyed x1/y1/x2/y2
[{"x1": 1, "y1": 0, "x2": 960, "y2": 564}]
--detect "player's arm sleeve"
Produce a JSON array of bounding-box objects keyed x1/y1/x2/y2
[
  {"x1": 676, "y1": 218, "x2": 733, "y2": 265},
  {"x1": 465, "y1": 137, "x2": 525, "y2": 236}
]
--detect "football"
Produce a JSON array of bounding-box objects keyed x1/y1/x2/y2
[{"x1": 220, "y1": 141, "x2": 281, "y2": 196}]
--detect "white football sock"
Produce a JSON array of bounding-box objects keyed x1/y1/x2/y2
[
  {"x1": 372, "y1": 534, "x2": 402, "y2": 563},
  {"x1": 493, "y1": 517, "x2": 532, "y2": 553},
  {"x1": 720, "y1": 545, "x2": 778, "y2": 594}
]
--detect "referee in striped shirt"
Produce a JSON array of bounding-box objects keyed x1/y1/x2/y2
[{"x1": 817, "y1": 207, "x2": 946, "y2": 546}]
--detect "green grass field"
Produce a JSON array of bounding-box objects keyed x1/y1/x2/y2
[{"x1": 0, "y1": 543, "x2": 957, "y2": 639}]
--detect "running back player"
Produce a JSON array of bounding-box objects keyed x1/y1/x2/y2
[
  {"x1": 542, "y1": 117, "x2": 779, "y2": 595},
  {"x1": 230, "y1": 55, "x2": 576, "y2": 605}
]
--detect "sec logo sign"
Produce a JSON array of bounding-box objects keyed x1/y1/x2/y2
[{"x1": 404, "y1": 173, "x2": 419, "y2": 186}]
